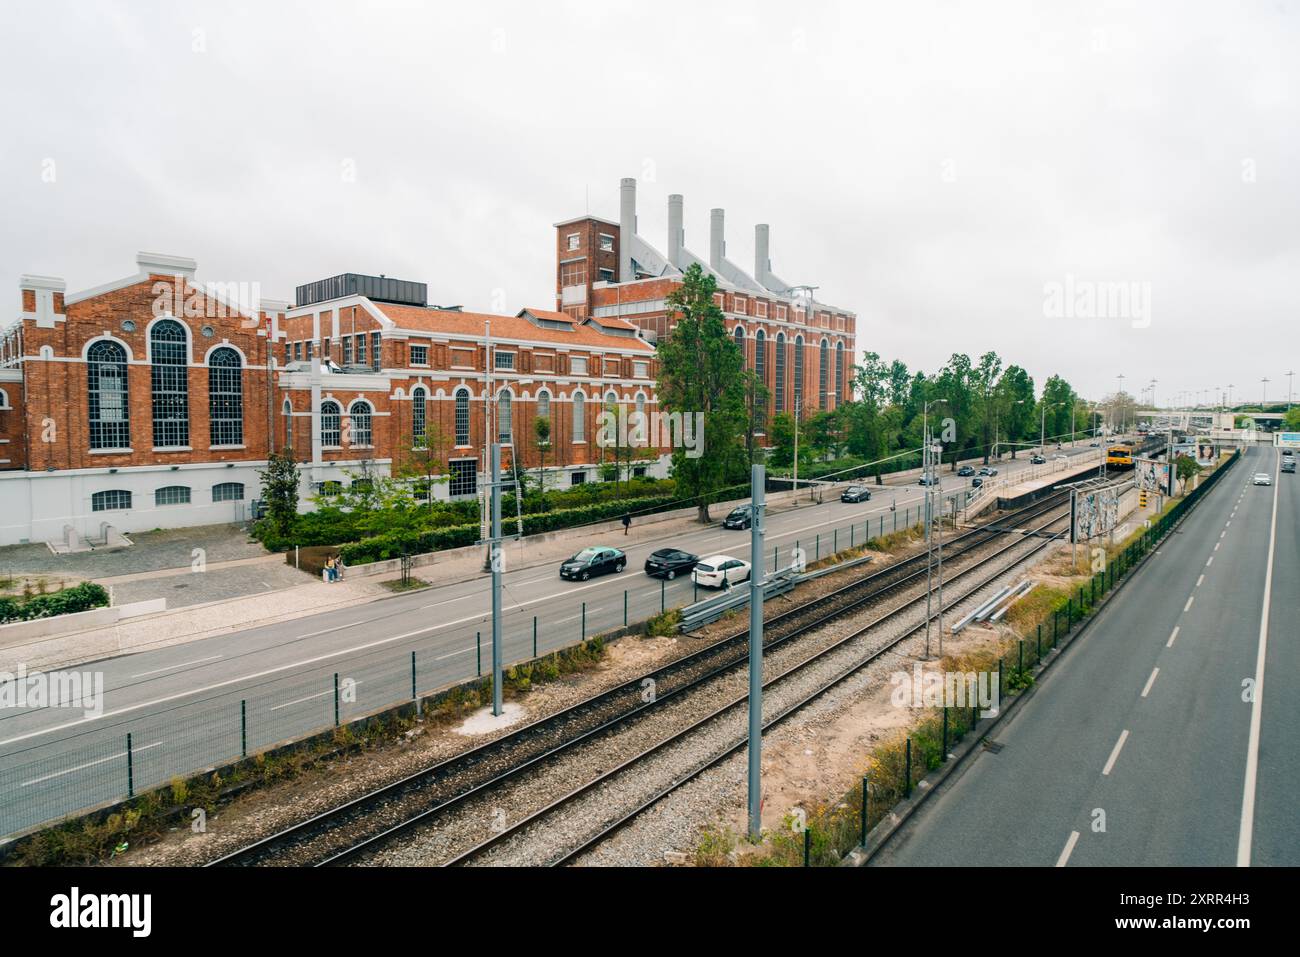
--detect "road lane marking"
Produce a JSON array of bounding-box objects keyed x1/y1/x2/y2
[
  {"x1": 1220, "y1": 530, "x2": 1227, "y2": 539},
  {"x1": 1102, "y1": 729, "x2": 1130, "y2": 776},
  {"x1": 1183, "y1": 595, "x2": 1194, "y2": 612},
  {"x1": 1206, "y1": 556, "x2": 1213, "y2": 566},
  {"x1": 21, "y1": 740, "x2": 163, "y2": 787},
  {"x1": 1167, "y1": 626, "x2": 1180, "y2": 647},
  {"x1": 1197, "y1": 574, "x2": 1205, "y2": 587},
  {"x1": 1237, "y1": 453, "x2": 1281, "y2": 867},
  {"x1": 1141, "y1": 667, "x2": 1160, "y2": 698},
  {"x1": 131, "y1": 655, "x2": 224, "y2": 678},
  {"x1": 1215, "y1": 542, "x2": 1220, "y2": 551},
  {"x1": 1056, "y1": 831, "x2": 1080, "y2": 867}
]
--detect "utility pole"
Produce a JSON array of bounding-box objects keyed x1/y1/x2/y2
[
  {"x1": 792, "y1": 397, "x2": 801, "y2": 502},
  {"x1": 934, "y1": 440, "x2": 946, "y2": 658},
  {"x1": 922, "y1": 399, "x2": 946, "y2": 658},
  {"x1": 1286, "y1": 370, "x2": 1295, "y2": 409},
  {"x1": 489, "y1": 443, "x2": 503, "y2": 717},
  {"x1": 1261, "y1": 377, "x2": 1270, "y2": 409},
  {"x1": 747, "y1": 463, "x2": 765, "y2": 841},
  {"x1": 482, "y1": 319, "x2": 495, "y2": 571}
]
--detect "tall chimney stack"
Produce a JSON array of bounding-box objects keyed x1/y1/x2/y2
[
  {"x1": 755, "y1": 224, "x2": 771, "y2": 287},
  {"x1": 619, "y1": 177, "x2": 637, "y2": 282},
  {"x1": 709, "y1": 208, "x2": 725, "y2": 270},
  {"x1": 667, "y1": 194, "x2": 684, "y2": 268}
]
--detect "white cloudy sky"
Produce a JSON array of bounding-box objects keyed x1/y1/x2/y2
[{"x1": 2, "y1": 0, "x2": 1297, "y2": 405}]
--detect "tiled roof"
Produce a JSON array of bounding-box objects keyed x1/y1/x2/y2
[
  {"x1": 376, "y1": 302, "x2": 654, "y2": 353},
  {"x1": 518, "y1": 307, "x2": 575, "y2": 324}
]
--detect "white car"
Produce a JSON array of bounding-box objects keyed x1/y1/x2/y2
[
  {"x1": 692, "y1": 554, "x2": 752, "y2": 589},
  {"x1": 1253, "y1": 473, "x2": 1272, "y2": 486},
  {"x1": 1052, "y1": 454, "x2": 1068, "y2": 461}
]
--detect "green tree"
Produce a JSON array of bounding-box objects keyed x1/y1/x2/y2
[
  {"x1": 1283, "y1": 407, "x2": 1300, "y2": 431},
  {"x1": 657, "y1": 263, "x2": 748, "y2": 522},
  {"x1": 258, "y1": 447, "x2": 302, "y2": 538},
  {"x1": 533, "y1": 415, "x2": 552, "y2": 497},
  {"x1": 996, "y1": 365, "x2": 1035, "y2": 458}
]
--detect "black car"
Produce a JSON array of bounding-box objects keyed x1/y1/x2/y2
[
  {"x1": 1029, "y1": 455, "x2": 1046, "y2": 465},
  {"x1": 644, "y1": 548, "x2": 698, "y2": 579},
  {"x1": 957, "y1": 465, "x2": 975, "y2": 477},
  {"x1": 840, "y1": 485, "x2": 872, "y2": 503},
  {"x1": 1283, "y1": 459, "x2": 1296, "y2": 474},
  {"x1": 971, "y1": 476, "x2": 984, "y2": 488},
  {"x1": 723, "y1": 505, "x2": 753, "y2": 529},
  {"x1": 917, "y1": 475, "x2": 939, "y2": 486},
  {"x1": 560, "y1": 546, "x2": 626, "y2": 581}
]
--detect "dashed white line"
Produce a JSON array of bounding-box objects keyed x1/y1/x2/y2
[
  {"x1": 1056, "y1": 831, "x2": 1081, "y2": 867},
  {"x1": 21, "y1": 740, "x2": 164, "y2": 787},
  {"x1": 1197, "y1": 574, "x2": 1205, "y2": 587},
  {"x1": 1141, "y1": 667, "x2": 1160, "y2": 698},
  {"x1": 1167, "y1": 626, "x2": 1180, "y2": 647},
  {"x1": 1102, "y1": 729, "x2": 1130, "y2": 776},
  {"x1": 1206, "y1": 556, "x2": 1213, "y2": 567},
  {"x1": 1183, "y1": 595, "x2": 1194, "y2": 612}
]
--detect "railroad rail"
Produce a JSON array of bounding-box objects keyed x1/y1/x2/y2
[{"x1": 208, "y1": 487, "x2": 1084, "y2": 867}]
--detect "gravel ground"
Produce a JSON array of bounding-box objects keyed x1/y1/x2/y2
[{"x1": 359, "y1": 513, "x2": 1067, "y2": 865}]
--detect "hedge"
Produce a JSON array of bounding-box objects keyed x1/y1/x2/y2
[
  {"x1": 0, "y1": 583, "x2": 111, "y2": 625},
  {"x1": 339, "y1": 494, "x2": 683, "y2": 565}
]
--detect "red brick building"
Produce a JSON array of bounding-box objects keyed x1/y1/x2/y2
[
  {"x1": 555, "y1": 178, "x2": 857, "y2": 423},
  {"x1": 0, "y1": 255, "x2": 665, "y2": 546}
]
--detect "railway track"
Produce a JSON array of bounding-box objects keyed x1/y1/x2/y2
[
  {"x1": 209, "y1": 488, "x2": 1080, "y2": 867},
  {"x1": 440, "y1": 507, "x2": 1072, "y2": 866}
]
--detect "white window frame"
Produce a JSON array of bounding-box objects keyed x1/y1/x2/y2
[{"x1": 567, "y1": 233, "x2": 580, "y2": 251}]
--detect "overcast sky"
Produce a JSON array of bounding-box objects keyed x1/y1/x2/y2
[{"x1": 2, "y1": 0, "x2": 1296, "y2": 406}]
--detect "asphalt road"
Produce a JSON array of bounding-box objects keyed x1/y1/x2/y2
[
  {"x1": 871, "y1": 445, "x2": 1295, "y2": 866},
  {"x1": 0, "y1": 444, "x2": 1103, "y2": 837}
]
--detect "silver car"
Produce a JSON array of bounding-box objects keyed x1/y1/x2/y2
[{"x1": 1253, "y1": 472, "x2": 1272, "y2": 486}]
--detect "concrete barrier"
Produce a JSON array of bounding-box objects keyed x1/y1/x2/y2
[{"x1": 0, "y1": 606, "x2": 121, "y2": 649}]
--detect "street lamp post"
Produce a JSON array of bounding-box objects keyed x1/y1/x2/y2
[{"x1": 922, "y1": 398, "x2": 947, "y2": 658}]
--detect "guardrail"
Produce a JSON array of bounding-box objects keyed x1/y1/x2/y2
[{"x1": 677, "y1": 569, "x2": 798, "y2": 632}]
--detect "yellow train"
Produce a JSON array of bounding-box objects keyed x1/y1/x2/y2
[{"x1": 1106, "y1": 444, "x2": 1135, "y2": 469}]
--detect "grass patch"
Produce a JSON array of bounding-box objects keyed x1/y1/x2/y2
[{"x1": 381, "y1": 577, "x2": 430, "y2": 593}]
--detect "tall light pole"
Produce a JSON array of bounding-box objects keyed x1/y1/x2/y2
[
  {"x1": 1286, "y1": 370, "x2": 1294, "y2": 409},
  {"x1": 746, "y1": 463, "x2": 765, "y2": 841},
  {"x1": 1261, "y1": 377, "x2": 1270, "y2": 408},
  {"x1": 922, "y1": 398, "x2": 947, "y2": 658}
]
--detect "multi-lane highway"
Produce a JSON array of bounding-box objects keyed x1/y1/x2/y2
[
  {"x1": 872, "y1": 445, "x2": 1296, "y2": 866},
  {"x1": 0, "y1": 444, "x2": 1100, "y2": 838}
]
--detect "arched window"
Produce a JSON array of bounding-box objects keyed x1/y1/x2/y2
[
  {"x1": 348, "y1": 400, "x2": 372, "y2": 447},
  {"x1": 573, "y1": 391, "x2": 586, "y2": 442},
  {"x1": 835, "y1": 341, "x2": 845, "y2": 405},
  {"x1": 819, "y1": 338, "x2": 830, "y2": 410},
  {"x1": 635, "y1": 393, "x2": 646, "y2": 416},
  {"x1": 794, "y1": 335, "x2": 805, "y2": 419},
  {"x1": 150, "y1": 319, "x2": 189, "y2": 447},
  {"x1": 605, "y1": 389, "x2": 618, "y2": 408},
  {"x1": 497, "y1": 390, "x2": 512, "y2": 443},
  {"x1": 454, "y1": 388, "x2": 470, "y2": 446},
  {"x1": 411, "y1": 387, "x2": 427, "y2": 445},
  {"x1": 155, "y1": 485, "x2": 191, "y2": 507},
  {"x1": 774, "y1": 332, "x2": 786, "y2": 414},
  {"x1": 213, "y1": 482, "x2": 245, "y2": 502},
  {"x1": 88, "y1": 340, "x2": 130, "y2": 450},
  {"x1": 537, "y1": 389, "x2": 551, "y2": 422},
  {"x1": 733, "y1": 325, "x2": 745, "y2": 365},
  {"x1": 283, "y1": 399, "x2": 293, "y2": 451},
  {"x1": 92, "y1": 490, "x2": 132, "y2": 512},
  {"x1": 755, "y1": 330, "x2": 767, "y2": 387},
  {"x1": 208, "y1": 347, "x2": 243, "y2": 446},
  {"x1": 320, "y1": 400, "x2": 341, "y2": 447}
]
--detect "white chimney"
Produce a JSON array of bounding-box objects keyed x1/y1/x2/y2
[
  {"x1": 667, "y1": 194, "x2": 684, "y2": 268},
  {"x1": 755, "y1": 224, "x2": 771, "y2": 286},
  {"x1": 709, "y1": 208, "x2": 725, "y2": 270},
  {"x1": 619, "y1": 177, "x2": 637, "y2": 282}
]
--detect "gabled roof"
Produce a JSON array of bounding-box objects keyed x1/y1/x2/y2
[{"x1": 375, "y1": 302, "x2": 655, "y2": 352}]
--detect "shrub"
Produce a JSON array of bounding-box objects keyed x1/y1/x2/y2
[{"x1": 0, "y1": 582, "x2": 110, "y2": 624}]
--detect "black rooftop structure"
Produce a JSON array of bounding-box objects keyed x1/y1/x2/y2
[{"x1": 296, "y1": 273, "x2": 427, "y2": 308}]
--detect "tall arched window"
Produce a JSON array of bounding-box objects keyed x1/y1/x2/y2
[
  {"x1": 536, "y1": 389, "x2": 551, "y2": 422},
  {"x1": 88, "y1": 340, "x2": 130, "y2": 450},
  {"x1": 208, "y1": 347, "x2": 243, "y2": 446},
  {"x1": 573, "y1": 391, "x2": 586, "y2": 442},
  {"x1": 755, "y1": 330, "x2": 767, "y2": 387},
  {"x1": 774, "y1": 332, "x2": 786, "y2": 413},
  {"x1": 320, "y1": 400, "x2": 341, "y2": 447},
  {"x1": 497, "y1": 390, "x2": 512, "y2": 443},
  {"x1": 412, "y1": 387, "x2": 427, "y2": 445},
  {"x1": 150, "y1": 319, "x2": 189, "y2": 447},
  {"x1": 454, "y1": 388, "x2": 470, "y2": 446},
  {"x1": 794, "y1": 335, "x2": 805, "y2": 419},
  {"x1": 282, "y1": 399, "x2": 294, "y2": 452},
  {"x1": 348, "y1": 400, "x2": 372, "y2": 447},
  {"x1": 819, "y1": 338, "x2": 830, "y2": 410},
  {"x1": 835, "y1": 341, "x2": 845, "y2": 405},
  {"x1": 733, "y1": 326, "x2": 745, "y2": 366}
]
